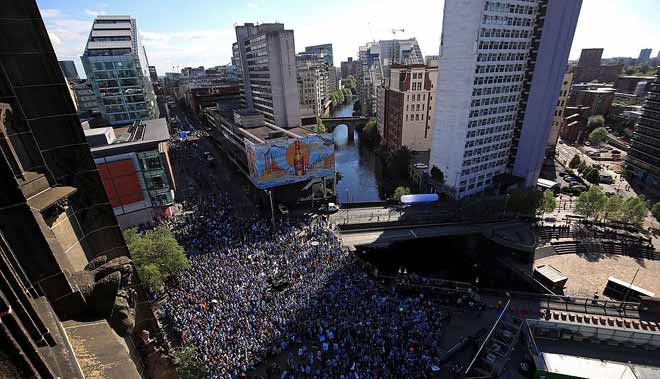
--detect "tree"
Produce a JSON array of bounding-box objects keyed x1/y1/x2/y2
[
  {"x1": 540, "y1": 190, "x2": 557, "y2": 215},
  {"x1": 575, "y1": 186, "x2": 607, "y2": 220},
  {"x1": 360, "y1": 117, "x2": 380, "y2": 145},
  {"x1": 334, "y1": 89, "x2": 345, "y2": 104},
  {"x1": 430, "y1": 166, "x2": 445, "y2": 185},
  {"x1": 316, "y1": 117, "x2": 327, "y2": 133},
  {"x1": 342, "y1": 87, "x2": 352, "y2": 101},
  {"x1": 588, "y1": 127, "x2": 608, "y2": 145},
  {"x1": 577, "y1": 160, "x2": 588, "y2": 173},
  {"x1": 651, "y1": 202, "x2": 660, "y2": 222},
  {"x1": 587, "y1": 115, "x2": 605, "y2": 133},
  {"x1": 343, "y1": 75, "x2": 357, "y2": 90},
  {"x1": 583, "y1": 167, "x2": 600, "y2": 184},
  {"x1": 173, "y1": 345, "x2": 209, "y2": 379},
  {"x1": 508, "y1": 189, "x2": 543, "y2": 215},
  {"x1": 393, "y1": 186, "x2": 411, "y2": 201},
  {"x1": 123, "y1": 227, "x2": 190, "y2": 292},
  {"x1": 620, "y1": 196, "x2": 649, "y2": 227},
  {"x1": 568, "y1": 155, "x2": 581, "y2": 169},
  {"x1": 390, "y1": 147, "x2": 412, "y2": 178},
  {"x1": 604, "y1": 195, "x2": 624, "y2": 221}
]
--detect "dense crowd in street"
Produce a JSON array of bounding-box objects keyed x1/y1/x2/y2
[{"x1": 159, "y1": 190, "x2": 454, "y2": 378}]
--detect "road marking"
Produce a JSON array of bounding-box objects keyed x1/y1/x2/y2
[{"x1": 410, "y1": 229, "x2": 418, "y2": 239}]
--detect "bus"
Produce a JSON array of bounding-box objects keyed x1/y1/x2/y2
[{"x1": 603, "y1": 276, "x2": 655, "y2": 302}]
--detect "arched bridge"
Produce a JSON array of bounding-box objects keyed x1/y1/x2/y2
[{"x1": 321, "y1": 116, "x2": 369, "y2": 143}]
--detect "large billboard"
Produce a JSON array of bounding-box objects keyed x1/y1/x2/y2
[{"x1": 245, "y1": 135, "x2": 335, "y2": 189}]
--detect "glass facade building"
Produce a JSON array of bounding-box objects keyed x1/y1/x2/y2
[{"x1": 81, "y1": 15, "x2": 158, "y2": 125}]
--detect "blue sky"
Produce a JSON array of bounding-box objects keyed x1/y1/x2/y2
[{"x1": 37, "y1": 0, "x2": 660, "y2": 78}]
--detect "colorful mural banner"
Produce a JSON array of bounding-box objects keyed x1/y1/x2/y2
[{"x1": 245, "y1": 134, "x2": 335, "y2": 189}]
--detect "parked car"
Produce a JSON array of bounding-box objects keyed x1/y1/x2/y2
[
  {"x1": 318, "y1": 202, "x2": 339, "y2": 214},
  {"x1": 611, "y1": 150, "x2": 621, "y2": 155}
]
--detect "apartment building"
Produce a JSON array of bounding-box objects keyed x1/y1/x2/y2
[
  {"x1": 380, "y1": 64, "x2": 437, "y2": 151},
  {"x1": 430, "y1": 0, "x2": 582, "y2": 197}
]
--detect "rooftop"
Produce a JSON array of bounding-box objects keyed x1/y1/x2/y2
[{"x1": 85, "y1": 118, "x2": 169, "y2": 153}]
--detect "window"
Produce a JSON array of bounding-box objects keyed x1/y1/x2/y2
[{"x1": 415, "y1": 114, "x2": 419, "y2": 121}]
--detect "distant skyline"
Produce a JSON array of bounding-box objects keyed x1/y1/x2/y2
[{"x1": 37, "y1": 0, "x2": 659, "y2": 78}]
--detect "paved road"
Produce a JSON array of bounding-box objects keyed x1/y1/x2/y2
[{"x1": 331, "y1": 204, "x2": 456, "y2": 226}]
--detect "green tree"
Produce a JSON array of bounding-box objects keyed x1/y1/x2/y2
[
  {"x1": 568, "y1": 155, "x2": 581, "y2": 169},
  {"x1": 330, "y1": 93, "x2": 338, "y2": 108},
  {"x1": 540, "y1": 190, "x2": 557, "y2": 215},
  {"x1": 577, "y1": 160, "x2": 588, "y2": 173},
  {"x1": 316, "y1": 117, "x2": 327, "y2": 133},
  {"x1": 583, "y1": 167, "x2": 600, "y2": 184},
  {"x1": 575, "y1": 186, "x2": 607, "y2": 220},
  {"x1": 587, "y1": 115, "x2": 605, "y2": 133},
  {"x1": 390, "y1": 147, "x2": 412, "y2": 178},
  {"x1": 588, "y1": 127, "x2": 608, "y2": 145},
  {"x1": 342, "y1": 87, "x2": 352, "y2": 101},
  {"x1": 173, "y1": 345, "x2": 209, "y2": 379},
  {"x1": 604, "y1": 195, "x2": 624, "y2": 221},
  {"x1": 360, "y1": 118, "x2": 380, "y2": 145},
  {"x1": 621, "y1": 196, "x2": 649, "y2": 227},
  {"x1": 123, "y1": 227, "x2": 190, "y2": 292},
  {"x1": 651, "y1": 202, "x2": 660, "y2": 222},
  {"x1": 430, "y1": 166, "x2": 445, "y2": 185},
  {"x1": 508, "y1": 189, "x2": 543, "y2": 215},
  {"x1": 334, "y1": 89, "x2": 345, "y2": 104},
  {"x1": 393, "y1": 186, "x2": 411, "y2": 201},
  {"x1": 343, "y1": 75, "x2": 357, "y2": 90}
]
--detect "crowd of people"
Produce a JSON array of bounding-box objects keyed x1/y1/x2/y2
[{"x1": 158, "y1": 188, "x2": 457, "y2": 378}]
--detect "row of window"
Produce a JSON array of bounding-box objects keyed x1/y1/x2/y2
[
  {"x1": 484, "y1": 1, "x2": 535, "y2": 15},
  {"x1": 474, "y1": 74, "x2": 524, "y2": 86},
  {"x1": 466, "y1": 123, "x2": 512, "y2": 139},
  {"x1": 480, "y1": 28, "x2": 531, "y2": 39},
  {"x1": 472, "y1": 84, "x2": 523, "y2": 97},
  {"x1": 405, "y1": 113, "x2": 425, "y2": 121},
  {"x1": 459, "y1": 177, "x2": 494, "y2": 194},
  {"x1": 468, "y1": 114, "x2": 515, "y2": 129},
  {"x1": 471, "y1": 94, "x2": 518, "y2": 108},
  {"x1": 406, "y1": 93, "x2": 429, "y2": 102},
  {"x1": 478, "y1": 40, "x2": 529, "y2": 51},
  {"x1": 476, "y1": 63, "x2": 525, "y2": 74},
  {"x1": 477, "y1": 52, "x2": 527, "y2": 62},
  {"x1": 482, "y1": 15, "x2": 534, "y2": 27},
  {"x1": 464, "y1": 150, "x2": 508, "y2": 167},
  {"x1": 411, "y1": 72, "x2": 424, "y2": 79},
  {"x1": 464, "y1": 142, "x2": 509, "y2": 160},
  {"x1": 469, "y1": 104, "x2": 517, "y2": 118},
  {"x1": 465, "y1": 137, "x2": 512, "y2": 151},
  {"x1": 411, "y1": 82, "x2": 424, "y2": 91},
  {"x1": 461, "y1": 159, "x2": 507, "y2": 177},
  {"x1": 406, "y1": 103, "x2": 425, "y2": 112}
]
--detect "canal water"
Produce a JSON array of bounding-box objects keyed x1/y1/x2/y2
[{"x1": 331, "y1": 100, "x2": 382, "y2": 203}]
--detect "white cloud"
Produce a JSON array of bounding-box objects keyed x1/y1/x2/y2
[
  {"x1": 41, "y1": 9, "x2": 61, "y2": 18},
  {"x1": 84, "y1": 9, "x2": 107, "y2": 17},
  {"x1": 247, "y1": 2, "x2": 259, "y2": 8},
  {"x1": 47, "y1": 32, "x2": 62, "y2": 46}
]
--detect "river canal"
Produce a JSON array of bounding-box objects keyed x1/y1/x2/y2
[{"x1": 331, "y1": 100, "x2": 382, "y2": 203}]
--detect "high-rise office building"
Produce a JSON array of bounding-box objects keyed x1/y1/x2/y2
[
  {"x1": 234, "y1": 23, "x2": 300, "y2": 128},
  {"x1": 638, "y1": 48, "x2": 652, "y2": 63},
  {"x1": 625, "y1": 67, "x2": 660, "y2": 198},
  {"x1": 304, "y1": 43, "x2": 333, "y2": 66},
  {"x1": 148, "y1": 65, "x2": 159, "y2": 84},
  {"x1": 81, "y1": 15, "x2": 158, "y2": 125},
  {"x1": 58, "y1": 60, "x2": 79, "y2": 80},
  {"x1": 341, "y1": 57, "x2": 360, "y2": 79},
  {"x1": 429, "y1": 0, "x2": 582, "y2": 197}
]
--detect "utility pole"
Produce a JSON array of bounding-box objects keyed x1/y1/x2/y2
[
  {"x1": 267, "y1": 190, "x2": 275, "y2": 229},
  {"x1": 620, "y1": 267, "x2": 640, "y2": 312}
]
